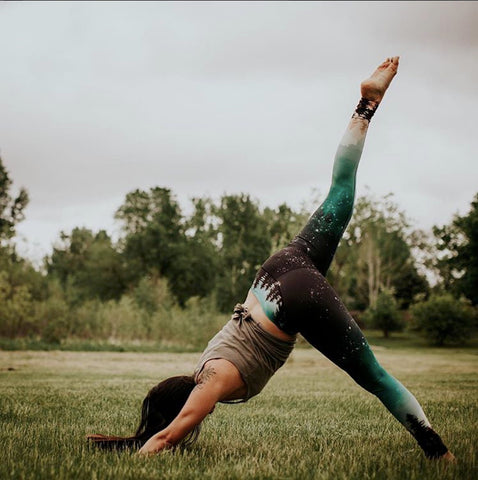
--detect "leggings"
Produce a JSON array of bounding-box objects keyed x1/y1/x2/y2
[{"x1": 251, "y1": 100, "x2": 448, "y2": 458}]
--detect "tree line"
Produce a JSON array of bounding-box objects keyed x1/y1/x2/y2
[{"x1": 0, "y1": 157, "x2": 476, "y2": 348}]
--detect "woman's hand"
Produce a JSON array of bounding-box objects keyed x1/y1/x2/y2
[
  {"x1": 138, "y1": 434, "x2": 172, "y2": 455},
  {"x1": 138, "y1": 360, "x2": 239, "y2": 456}
]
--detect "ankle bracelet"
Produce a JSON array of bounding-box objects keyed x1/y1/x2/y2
[{"x1": 352, "y1": 98, "x2": 379, "y2": 122}]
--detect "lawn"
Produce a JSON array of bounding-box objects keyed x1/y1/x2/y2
[{"x1": 0, "y1": 346, "x2": 476, "y2": 479}]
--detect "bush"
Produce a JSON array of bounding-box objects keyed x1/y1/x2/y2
[
  {"x1": 70, "y1": 300, "x2": 103, "y2": 339},
  {"x1": 0, "y1": 271, "x2": 35, "y2": 337},
  {"x1": 34, "y1": 295, "x2": 70, "y2": 344},
  {"x1": 410, "y1": 294, "x2": 476, "y2": 346},
  {"x1": 133, "y1": 275, "x2": 174, "y2": 315},
  {"x1": 363, "y1": 290, "x2": 403, "y2": 338},
  {"x1": 99, "y1": 297, "x2": 146, "y2": 340},
  {"x1": 149, "y1": 294, "x2": 225, "y2": 349}
]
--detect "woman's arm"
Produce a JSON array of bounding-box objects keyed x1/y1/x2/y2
[
  {"x1": 138, "y1": 384, "x2": 217, "y2": 454},
  {"x1": 138, "y1": 361, "x2": 243, "y2": 454}
]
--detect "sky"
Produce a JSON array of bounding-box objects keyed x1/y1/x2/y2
[{"x1": 1, "y1": 1, "x2": 477, "y2": 265}]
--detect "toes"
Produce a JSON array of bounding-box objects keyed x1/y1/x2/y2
[
  {"x1": 388, "y1": 56, "x2": 399, "y2": 70},
  {"x1": 376, "y1": 56, "x2": 399, "y2": 74}
]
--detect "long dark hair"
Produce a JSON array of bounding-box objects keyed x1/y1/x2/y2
[{"x1": 87, "y1": 375, "x2": 199, "y2": 451}]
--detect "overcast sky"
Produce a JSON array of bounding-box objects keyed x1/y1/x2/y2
[{"x1": 1, "y1": 1, "x2": 477, "y2": 264}]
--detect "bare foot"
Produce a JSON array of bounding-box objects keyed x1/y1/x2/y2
[{"x1": 361, "y1": 56, "x2": 399, "y2": 103}]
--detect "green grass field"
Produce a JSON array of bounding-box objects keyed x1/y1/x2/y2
[{"x1": 1, "y1": 346, "x2": 477, "y2": 479}]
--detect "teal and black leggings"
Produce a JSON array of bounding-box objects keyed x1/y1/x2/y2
[{"x1": 251, "y1": 99, "x2": 448, "y2": 458}]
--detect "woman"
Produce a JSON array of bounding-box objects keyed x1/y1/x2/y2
[{"x1": 88, "y1": 57, "x2": 454, "y2": 461}]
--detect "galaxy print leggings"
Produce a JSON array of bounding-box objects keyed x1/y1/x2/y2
[{"x1": 251, "y1": 99, "x2": 448, "y2": 458}]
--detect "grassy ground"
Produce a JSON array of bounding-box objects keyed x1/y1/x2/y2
[
  {"x1": 0, "y1": 347, "x2": 477, "y2": 480},
  {"x1": 2, "y1": 330, "x2": 477, "y2": 352}
]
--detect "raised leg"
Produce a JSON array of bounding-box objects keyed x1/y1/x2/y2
[{"x1": 293, "y1": 57, "x2": 399, "y2": 275}]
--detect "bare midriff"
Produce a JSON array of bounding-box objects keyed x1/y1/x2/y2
[{"x1": 244, "y1": 290, "x2": 297, "y2": 342}]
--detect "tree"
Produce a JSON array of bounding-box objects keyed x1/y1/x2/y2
[
  {"x1": 214, "y1": 194, "x2": 272, "y2": 312},
  {"x1": 411, "y1": 294, "x2": 476, "y2": 346},
  {"x1": 330, "y1": 193, "x2": 428, "y2": 310},
  {"x1": 264, "y1": 203, "x2": 308, "y2": 252},
  {"x1": 0, "y1": 157, "x2": 48, "y2": 338},
  {"x1": 115, "y1": 187, "x2": 183, "y2": 280},
  {"x1": 171, "y1": 197, "x2": 218, "y2": 304},
  {"x1": 0, "y1": 245, "x2": 47, "y2": 302},
  {"x1": 115, "y1": 189, "x2": 218, "y2": 306},
  {"x1": 0, "y1": 157, "x2": 29, "y2": 245},
  {"x1": 47, "y1": 228, "x2": 126, "y2": 303},
  {"x1": 0, "y1": 271, "x2": 34, "y2": 337},
  {"x1": 433, "y1": 193, "x2": 478, "y2": 305},
  {"x1": 363, "y1": 289, "x2": 403, "y2": 338}
]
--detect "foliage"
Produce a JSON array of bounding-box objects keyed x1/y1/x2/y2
[
  {"x1": 0, "y1": 271, "x2": 34, "y2": 338},
  {"x1": 264, "y1": 202, "x2": 308, "y2": 251},
  {"x1": 113, "y1": 189, "x2": 309, "y2": 310},
  {"x1": 0, "y1": 245, "x2": 47, "y2": 301},
  {"x1": 115, "y1": 188, "x2": 217, "y2": 306},
  {"x1": 69, "y1": 299, "x2": 103, "y2": 339},
  {"x1": 115, "y1": 187, "x2": 183, "y2": 281},
  {"x1": 99, "y1": 296, "x2": 147, "y2": 340},
  {"x1": 214, "y1": 194, "x2": 272, "y2": 311},
  {"x1": 433, "y1": 193, "x2": 478, "y2": 305},
  {"x1": 0, "y1": 157, "x2": 29, "y2": 244},
  {"x1": 35, "y1": 295, "x2": 70, "y2": 344},
  {"x1": 46, "y1": 228, "x2": 127, "y2": 304},
  {"x1": 0, "y1": 167, "x2": 442, "y2": 346},
  {"x1": 131, "y1": 295, "x2": 223, "y2": 350},
  {"x1": 363, "y1": 289, "x2": 403, "y2": 338},
  {"x1": 411, "y1": 293, "x2": 476, "y2": 346},
  {"x1": 0, "y1": 158, "x2": 49, "y2": 339},
  {"x1": 329, "y1": 193, "x2": 429, "y2": 310}
]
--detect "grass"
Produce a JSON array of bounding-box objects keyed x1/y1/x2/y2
[
  {"x1": 2, "y1": 329, "x2": 478, "y2": 353},
  {"x1": 0, "y1": 346, "x2": 477, "y2": 479},
  {"x1": 0, "y1": 337, "x2": 200, "y2": 353}
]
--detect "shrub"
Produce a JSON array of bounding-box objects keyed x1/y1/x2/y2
[
  {"x1": 34, "y1": 295, "x2": 70, "y2": 344},
  {"x1": 410, "y1": 293, "x2": 476, "y2": 346},
  {"x1": 133, "y1": 275, "x2": 175, "y2": 315},
  {"x1": 363, "y1": 290, "x2": 403, "y2": 338},
  {"x1": 70, "y1": 300, "x2": 103, "y2": 338},
  {"x1": 0, "y1": 271, "x2": 35, "y2": 337},
  {"x1": 99, "y1": 297, "x2": 146, "y2": 340},
  {"x1": 150, "y1": 294, "x2": 225, "y2": 349}
]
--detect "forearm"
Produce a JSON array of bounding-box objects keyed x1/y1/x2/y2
[
  {"x1": 138, "y1": 408, "x2": 205, "y2": 454},
  {"x1": 159, "y1": 408, "x2": 204, "y2": 446},
  {"x1": 138, "y1": 380, "x2": 221, "y2": 455}
]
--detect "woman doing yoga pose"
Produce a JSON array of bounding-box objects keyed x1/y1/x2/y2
[{"x1": 88, "y1": 57, "x2": 454, "y2": 461}]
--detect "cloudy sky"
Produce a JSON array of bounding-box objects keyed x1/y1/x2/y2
[{"x1": 1, "y1": 1, "x2": 477, "y2": 264}]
